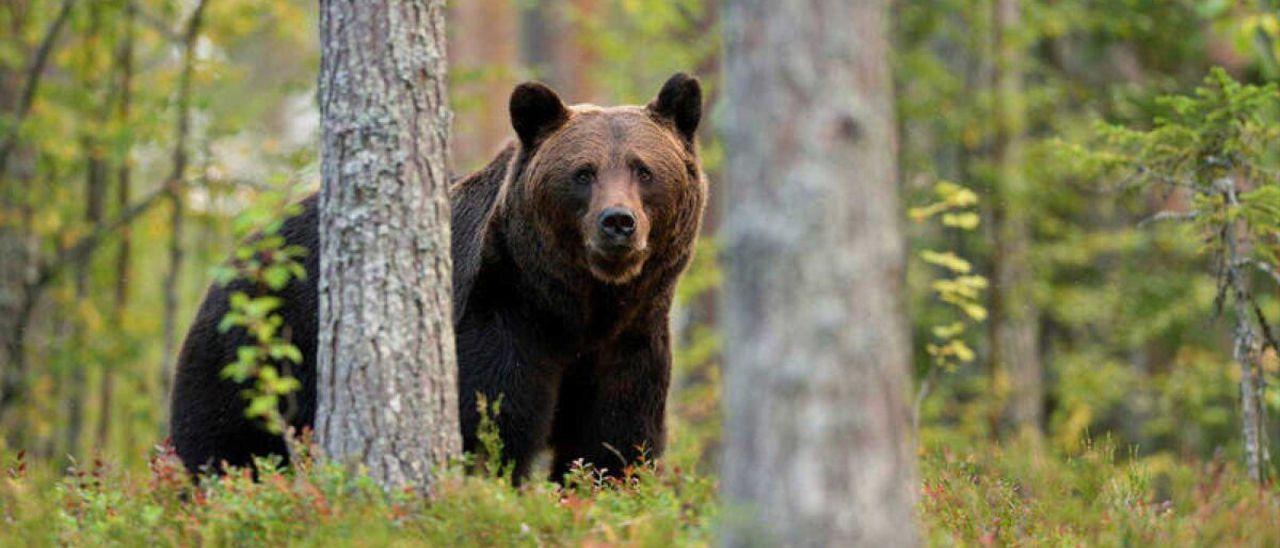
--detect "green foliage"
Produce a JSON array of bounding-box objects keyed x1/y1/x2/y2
[
  {"x1": 212, "y1": 194, "x2": 307, "y2": 434},
  {"x1": 472, "y1": 394, "x2": 514, "y2": 480},
  {"x1": 919, "y1": 435, "x2": 1280, "y2": 545},
  {"x1": 0, "y1": 439, "x2": 718, "y2": 546},
  {"x1": 1073, "y1": 67, "x2": 1280, "y2": 409},
  {"x1": 1084, "y1": 68, "x2": 1280, "y2": 267},
  {"x1": 910, "y1": 182, "x2": 987, "y2": 375}
]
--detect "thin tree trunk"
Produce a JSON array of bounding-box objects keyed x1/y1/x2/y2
[
  {"x1": 989, "y1": 0, "x2": 1042, "y2": 434},
  {"x1": 720, "y1": 0, "x2": 918, "y2": 545},
  {"x1": 63, "y1": 0, "x2": 114, "y2": 461},
  {"x1": 316, "y1": 0, "x2": 461, "y2": 493},
  {"x1": 159, "y1": 0, "x2": 208, "y2": 407},
  {"x1": 160, "y1": 189, "x2": 184, "y2": 401},
  {"x1": 1223, "y1": 177, "x2": 1269, "y2": 482},
  {"x1": 98, "y1": 1, "x2": 136, "y2": 449},
  {"x1": 66, "y1": 144, "x2": 107, "y2": 459}
]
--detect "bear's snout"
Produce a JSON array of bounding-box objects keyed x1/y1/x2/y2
[
  {"x1": 584, "y1": 202, "x2": 650, "y2": 284},
  {"x1": 598, "y1": 207, "x2": 637, "y2": 244}
]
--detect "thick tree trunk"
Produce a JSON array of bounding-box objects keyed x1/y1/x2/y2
[
  {"x1": 990, "y1": 0, "x2": 1042, "y2": 434},
  {"x1": 316, "y1": 0, "x2": 461, "y2": 493},
  {"x1": 720, "y1": 0, "x2": 918, "y2": 545}
]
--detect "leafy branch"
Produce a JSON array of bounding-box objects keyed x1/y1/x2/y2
[
  {"x1": 214, "y1": 197, "x2": 307, "y2": 435},
  {"x1": 910, "y1": 181, "x2": 988, "y2": 431}
]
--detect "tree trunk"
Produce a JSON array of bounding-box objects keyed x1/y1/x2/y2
[
  {"x1": 449, "y1": 0, "x2": 518, "y2": 170},
  {"x1": 0, "y1": 0, "x2": 74, "y2": 427},
  {"x1": 98, "y1": 1, "x2": 137, "y2": 449},
  {"x1": 989, "y1": 0, "x2": 1042, "y2": 434},
  {"x1": 65, "y1": 141, "x2": 107, "y2": 459},
  {"x1": 316, "y1": 0, "x2": 461, "y2": 493},
  {"x1": 159, "y1": 0, "x2": 208, "y2": 409},
  {"x1": 1223, "y1": 177, "x2": 1269, "y2": 482},
  {"x1": 720, "y1": 0, "x2": 918, "y2": 545},
  {"x1": 518, "y1": 0, "x2": 598, "y2": 102}
]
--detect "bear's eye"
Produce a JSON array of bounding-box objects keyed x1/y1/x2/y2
[
  {"x1": 573, "y1": 168, "x2": 595, "y2": 186},
  {"x1": 635, "y1": 165, "x2": 654, "y2": 185}
]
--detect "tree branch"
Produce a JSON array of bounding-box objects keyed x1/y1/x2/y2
[
  {"x1": 31, "y1": 0, "x2": 211, "y2": 291},
  {"x1": 130, "y1": 0, "x2": 183, "y2": 43},
  {"x1": 1138, "y1": 209, "x2": 1200, "y2": 227},
  {"x1": 0, "y1": 0, "x2": 78, "y2": 177},
  {"x1": 33, "y1": 186, "x2": 171, "y2": 289}
]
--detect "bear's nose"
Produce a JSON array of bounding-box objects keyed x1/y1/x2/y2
[{"x1": 599, "y1": 207, "x2": 637, "y2": 241}]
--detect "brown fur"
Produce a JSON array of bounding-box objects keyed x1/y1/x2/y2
[{"x1": 169, "y1": 73, "x2": 706, "y2": 484}]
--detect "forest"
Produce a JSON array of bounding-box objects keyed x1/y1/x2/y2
[{"x1": 1, "y1": 0, "x2": 1280, "y2": 545}]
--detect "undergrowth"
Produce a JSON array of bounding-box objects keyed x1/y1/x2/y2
[{"x1": 2, "y1": 432, "x2": 1277, "y2": 545}]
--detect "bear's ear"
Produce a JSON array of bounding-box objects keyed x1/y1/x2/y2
[
  {"x1": 510, "y1": 82, "x2": 570, "y2": 149},
  {"x1": 647, "y1": 72, "x2": 702, "y2": 145}
]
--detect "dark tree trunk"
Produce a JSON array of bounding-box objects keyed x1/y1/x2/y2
[
  {"x1": 989, "y1": 0, "x2": 1043, "y2": 434},
  {"x1": 98, "y1": 1, "x2": 136, "y2": 449},
  {"x1": 159, "y1": 0, "x2": 208, "y2": 409}
]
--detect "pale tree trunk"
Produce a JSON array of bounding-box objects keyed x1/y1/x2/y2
[
  {"x1": 1221, "y1": 177, "x2": 1269, "y2": 482},
  {"x1": 449, "y1": 0, "x2": 517, "y2": 170},
  {"x1": 316, "y1": 0, "x2": 461, "y2": 493},
  {"x1": 720, "y1": 0, "x2": 918, "y2": 545},
  {"x1": 990, "y1": 0, "x2": 1042, "y2": 434}
]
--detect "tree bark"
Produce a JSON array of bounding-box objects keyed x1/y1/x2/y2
[
  {"x1": 1222, "y1": 177, "x2": 1269, "y2": 482},
  {"x1": 720, "y1": 0, "x2": 918, "y2": 545},
  {"x1": 989, "y1": 0, "x2": 1042, "y2": 434},
  {"x1": 316, "y1": 0, "x2": 461, "y2": 493}
]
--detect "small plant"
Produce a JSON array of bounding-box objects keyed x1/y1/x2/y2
[
  {"x1": 210, "y1": 193, "x2": 308, "y2": 434},
  {"x1": 472, "y1": 394, "x2": 514, "y2": 480},
  {"x1": 910, "y1": 180, "x2": 989, "y2": 429}
]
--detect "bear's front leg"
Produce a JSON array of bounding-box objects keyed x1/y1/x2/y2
[{"x1": 549, "y1": 329, "x2": 672, "y2": 481}]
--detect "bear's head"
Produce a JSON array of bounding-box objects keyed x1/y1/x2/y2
[{"x1": 502, "y1": 73, "x2": 706, "y2": 286}]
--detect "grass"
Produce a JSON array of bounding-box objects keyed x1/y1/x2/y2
[{"x1": 2, "y1": 433, "x2": 1277, "y2": 546}]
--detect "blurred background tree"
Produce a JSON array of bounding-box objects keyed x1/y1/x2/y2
[{"x1": 0, "y1": 0, "x2": 1276, "y2": 492}]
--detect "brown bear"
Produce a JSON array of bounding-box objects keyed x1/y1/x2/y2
[{"x1": 169, "y1": 73, "x2": 707, "y2": 483}]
